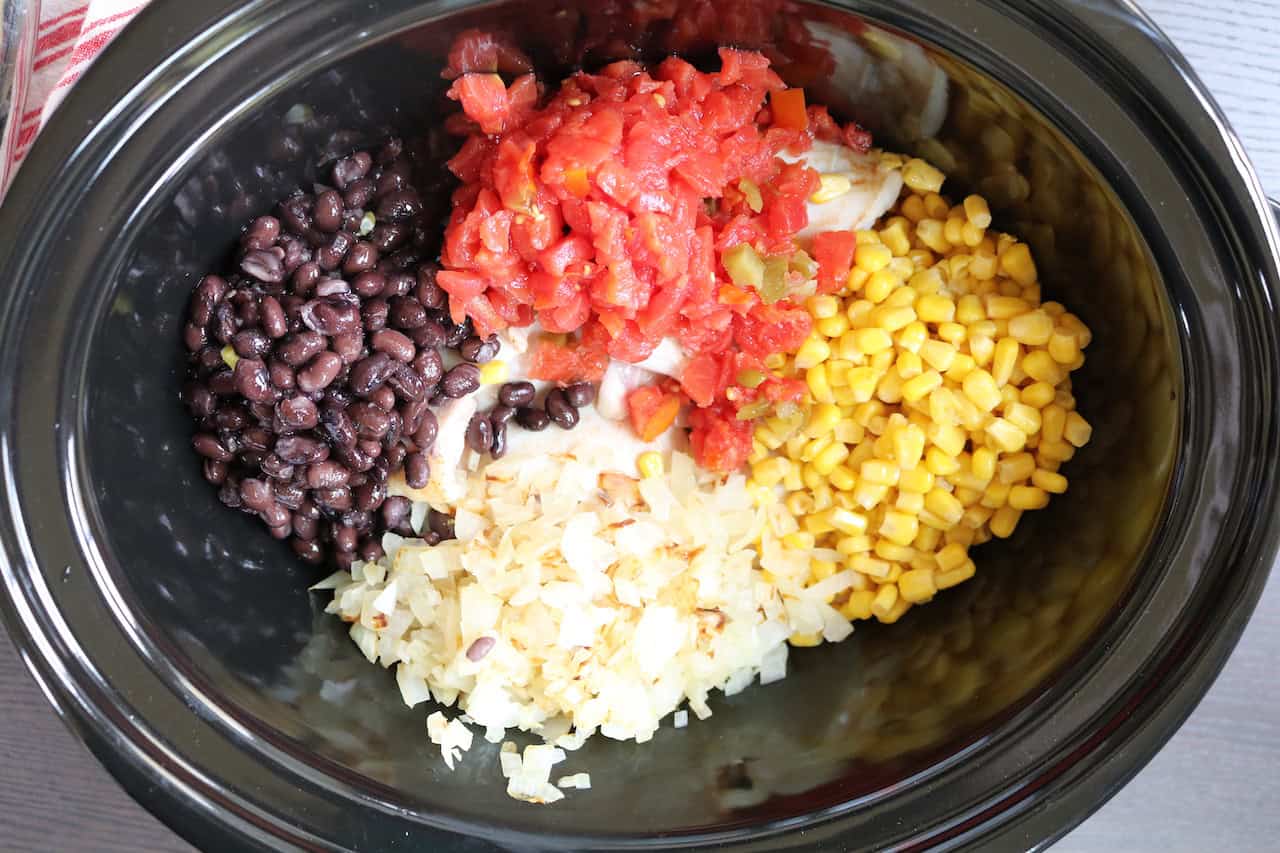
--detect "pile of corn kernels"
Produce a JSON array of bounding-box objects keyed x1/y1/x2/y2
[{"x1": 747, "y1": 157, "x2": 1094, "y2": 637}]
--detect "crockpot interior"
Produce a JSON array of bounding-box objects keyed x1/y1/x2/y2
[{"x1": 82, "y1": 0, "x2": 1179, "y2": 838}]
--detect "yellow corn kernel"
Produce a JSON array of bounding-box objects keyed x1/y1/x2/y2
[
  {"x1": 933, "y1": 542, "x2": 967, "y2": 573},
  {"x1": 924, "y1": 488, "x2": 965, "y2": 525},
  {"x1": 1064, "y1": 411, "x2": 1093, "y2": 447},
  {"x1": 807, "y1": 364, "x2": 835, "y2": 404},
  {"x1": 899, "y1": 466, "x2": 935, "y2": 494},
  {"x1": 919, "y1": 339, "x2": 956, "y2": 372},
  {"x1": 896, "y1": 490, "x2": 925, "y2": 513},
  {"x1": 1032, "y1": 468, "x2": 1068, "y2": 493},
  {"x1": 879, "y1": 220, "x2": 911, "y2": 256},
  {"x1": 801, "y1": 464, "x2": 824, "y2": 491},
  {"x1": 986, "y1": 418, "x2": 1028, "y2": 453},
  {"x1": 789, "y1": 632, "x2": 823, "y2": 647},
  {"x1": 478, "y1": 360, "x2": 509, "y2": 385},
  {"x1": 955, "y1": 294, "x2": 986, "y2": 325},
  {"x1": 855, "y1": 242, "x2": 894, "y2": 273},
  {"x1": 1042, "y1": 404, "x2": 1067, "y2": 443},
  {"x1": 810, "y1": 558, "x2": 838, "y2": 582},
  {"x1": 865, "y1": 269, "x2": 901, "y2": 303},
  {"x1": 901, "y1": 370, "x2": 943, "y2": 403},
  {"x1": 871, "y1": 304, "x2": 916, "y2": 331},
  {"x1": 783, "y1": 531, "x2": 816, "y2": 551},
  {"x1": 763, "y1": 352, "x2": 788, "y2": 371},
  {"x1": 219, "y1": 345, "x2": 240, "y2": 369},
  {"x1": 893, "y1": 423, "x2": 927, "y2": 470},
  {"x1": 805, "y1": 403, "x2": 842, "y2": 438},
  {"x1": 846, "y1": 553, "x2": 891, "y2": 580},
  {"x1": 937, "y1": 322, "x2": 967, "y2": 346},
  {"x1": 984, "y1": 295, "x2": 1029, "y2": 320},
  {"x1": 899, "y1": 568, "x2": 937, "y2": 604},
  {"x1": 968, "y1": 334, "x2": 995, "y2": 367},
  {"x1": 1005, "y1": 401, "x2": 1043, "y2": 435},
  {"x1": 961, "y1": 368, "x2": 1002, "y2": 411},
  {"x1": 834, "y1": 419, "x2": 864, "y2": 445},
  {"x1": 794, "y1": 337, "x2": 831, "y2": 369},
  {"x1": 1047, "y1": 331, "x2": 1080, "y2": 365},
  {"x1": 752, "y1": 457, "x2": 790, "y2": 487},
  {"x1": 916, "y1": 293, "x2": 956, "y2": 324},
  {"x1": 836, "y1": 534, "x2": 873, "y2": 556},
  {"x1": 903, "y1": 158, "x2": 946, "y2": 193},
  {"x1": 786, "y1": 492, "x2": 815, "y2": 516},
  {"x1": 963, "y1": 194, "x2": 992, "y2": 228},
  {"x1": 828, "y1": 464, "x2": 856, "y2": 493},
  {"x1": 929, "y1": 422, "x2": 967, "y2": 457},
  {"x1": 943, "y1": 521, "x2": 976, "y2": 544},
  {"x1": 803, "y1": 511, "x2": 835, "y2": 535},
  {"x1": 896, "y1": 350, "x2": 923, "y2": 379},
  {"x1": 996, "y1": 452, "x2": 1034, "y2": 484},
  {"x1": 991, "y1": 337, "x2": 1020, "y2": 387},
  {"x1": 880, "y1": 511, "x2": 919, "y2": 546},
  {"x1": 828, "y1": 507, "x2": 869, "y2": 536},
  {"x1": 972, "y1": 447, "x2": 997, "y2": 482},
  {"x1": 935, "y1": 559, "x2": 976, "y2": 590},
  {"x1": 989, "y1": 505, "x2": 1022, "y2": 538},
  {"x1": 841, "y1": 589, "x2": 877, "y2": 620},
  {"x1": 1000, "y1": 242, "x2": 1038, "y2": 285},
  {"x1": 812, "y1": 442, "x2": 851, "y2": 475},
  {"x1": 852, "y1": 480, "x2": 889, "y2": 510},
  {"x1": 916, "y1": 219, "x2": 950, "y2": 254},
  {"x1": 1008, "y1": 310, "x2": 1053, "y2": 346},
  {"x1": 811, "y1": 173, "x2": 853, "y2": 203},
  {"x1": 943, "y1": 216, "x2": 965, "y2": 246},
  {"x1": 1020, "y1": 381, "x2": 1057, "y2": 409},
  {"x1": 807, "y1": 294, "x2": 841, "y2": 319},
  {"x1": 981, "y1": 481, "x2": 1011, "y2": 509},
  {"x1": 816, "y1": 314, "x2": 850, "y2": 338},
  {"x1": 896, "y1": 321, "x2": 928, "y2": 354},
  {"x1": 871, "y1": 582, "x2": 903, "y2": 621},
  {"x1": 852, "y1": 327, "x2": 894, "y2": 354},
  {"x1": 636, "y1": 451, "x2": 664, "y2": 479},
  {"x1": 1038, "y1": 440, "x2": 1076, "y2": 464},
  {"x1": 1008, "y1": 485, "x2": 1050, "y2": 511},
  {"x1": 925, "y1": 447, "x2": 961, "y2": 476},
  {"x1": 1022, "y1": 350, "x2": 1064, "y2": 384},
  {"x1": 859, "y1": 458, "x2": 899, "y2": 486}
]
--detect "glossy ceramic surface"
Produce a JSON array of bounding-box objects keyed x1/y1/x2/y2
[{"x1": 1, "y1": 0, "x2": 1278, "y2": 850}]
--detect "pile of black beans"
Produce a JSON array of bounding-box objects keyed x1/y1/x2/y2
[
  {"x1": 182, "y1": 140, "x2": 492, "y2": 569},
  {"x1": 465, "y1": 380, "x2": 597, "y2": 456}
]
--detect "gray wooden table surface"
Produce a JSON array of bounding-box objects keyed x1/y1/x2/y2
[{"x1": 3, "y1": 1, "x2": 1279, "y2": 850}]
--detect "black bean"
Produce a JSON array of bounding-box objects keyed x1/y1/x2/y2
[
  {"x1": 233, "y1": 289, "x2": 261, "y2": 327},
  {"x1": 297, "y1": 351, "x2": 343, "y2": 393},
  {"x1": 354, "y1": 479, "x2": 387, "y2": 513},
  {"x1": 370, "y1": 385, "x2": 397, "y2": 412},
  {"x1": 208, "y1": 369, "x2": 237, "y2": 396},
  {"x1": 545, "y1": 389, "x2": 579, "y2": 429},
  {"x1": 259, "y1": 295, "x2": 288, "y2": 338},
  {"x1": 358, "y1": 538, "x2": 385, "y2": 563},
  {"x1": 349, "y1": 352, "x2": 397, "y2": 396},
  {"x1": 202, "y1": 459, "x2": 228, "y2": 485},
  {"x1": 262, "y1": 502, "x2": 291, "y2": 530},
  {"x1": 383, "y1": 272, "x2": 416, "y2": 298},
  {"x1": 276, "y1": 331, "x2": 326, "y2": 366},
  {"x1": 276, "y1": 396, "x2": 318, "y2": 430},
  {"x1": 352, "y1": 271, "x2": 386, "y2": 298},
  {"x1": 331, "y1": 331, "x2": 364, "y2": 364},
  {"x1": 218, "y1": 480, "x2": 243, "y2": 508},
  {"x1": 317, "y1": 231, "x2": 354, "y2": 270},
  {"x1": 319, "y1": 405, "x2": 358, "y2": 449},
  {"x1": 242, "y1": 427, "x2": 273, "y2": 451},
  {"x1": 400, "y1": 399, "x2": 430, "y2": 435},
  {"x1": 498, "y1": 381, "x2": 535, "y2": 408},
  {"x1": 422, "y1": 530, "x2": 442, "y2": 546},
  {"x1": 332, "y1": 152, "x2": 372, "y2": 189},
  {"x1": 278, "y1": 234, "x2": 310, "y2": 274},
  {"x1": 383, "y1": 409, "x2": 402, "y2": 447},
  {"x1": 197, "y1": 346, "x2": 224, "y2": 373},
  {"x1": 491, "y1": 418, "x2": 509, "y2": 459},
  {"x1": 405, "y1": 452, "x2": 430, "y2": 489},
  {"x1": 240, "y1": 478, "x2": 274, "y2": 512},
  {"x1": 459, "y1": 334, "x2": 499, "y2": 364},
  {"x1": 466, "y1": 412, "x2": 494, "y2": 453},
  {"x1": 466, "y1": 636, "x2": 496, "y2": 662},
  {"x1": 274, "y1": 434, "x2": 328, "y2": 465},
  {"x1": 343, "y1": 178, "x2": 375, "y2": 210},
  {"x1": 191, "y1": 275, "x2": 227, "y2": 326},
  {"x1": 516, "y1": 406, "x2": 551, "y2": 431},
  {"x1": 324, "y1": 387, "x2": 354, "y2": 408},
  {"x1": 334, "y1": 551, "x2": 355, "y2": 571},
  {"x1": 409, "y1": 320, "x2": 446, "y2": 349},
  {"x1": 184, "y1": 383, "x2": 217, "y2": 418},
  {"x1": 358, "y1": 296, "x2": 387, "y2": 333},
  {"x1": 387, "y1": 362, "x2": 427, "y2": 401},
  {"x1": 564, "y1": 382, "x2": 596, "y2": 408},
  {"x1": 415, "y1": 264, "x2": 445, "y2": 308},
  {"x1": 183, "y1": 323, "x2": 207, "y2": 351},
  {"x1": 308, "y1": 460, "x2": 351, "y2": 490},
  {"x1": 278, "y1": 194, "x2": 313, "y2": 235},
  {"x1": 381, "y1": 495, "x2": 412, "y2": 530},
  {"x1": 443, "y1": 320, "x2": 471, "y2": 349},
  {"x1": 232, "y1": 329, "x2": 271, "y2": 358},
  {"x1": 291, "y1": 261, "x2": 321, "y2": 296},
  {"x1": 233, "y1": 358, "x2": 274, "y2": 402},
  {"x1": 268, "y1": 360, "x2": 296, "y2": 392},
  {"x1": 349, "y1": 401, "x2": 391, "y2": 440},
  {"x1": 490, "y1": 404, "x2": 516, "y2": 426},
  {"x1": 313, "y1": 190, "x2": 343, "y2": 232},
  {"x1": 291, "y1": 537, "x2": 325, "y2": 563},
  {"x1": 214, "y1": 404, "x2": 248, "y2": 431},
  {"x1": 343, "y1": 241, "x2": 378, "y2": 275},
  {"x1": 370, "y1": 223, "x2": 408, "y2": 252},
  {"x1": 300, "y1": 297, "x2": 361, "y2": 336},
  {"x1": 272, "y1": 482, "x2": 304, "y2": 510},
  {"x1": 334, "y1": 525, "x2": 359, "y2": 553},
  {"x1": 383, "y1": 445, "x2": 407, "y2": 471},
  {"x1": 309, "y1": 481, "x2": 350, "y2": 507},
  {"x1": 376, "y1": 170, "x2": 407, "y2": 199},
  {"x1": 427, "y1": 508, "x2": 455, "y2": 540},
  {"x1": 377, "y1": 138, "x2": 404, "y2": 165},
  {"x1": 377, "y1": 189, "x2": 422, "y2": 222},
  {"x1": 413, "y1": 408, "x2": 439, "y2": 450},
  {"x1": 441, "y1": 363, "x2": 480, "y2": 398},
  {"x1": 389, "y1": 296, "x2": 427, "y2": 330},
  {"x1": 315, "y1": 278, "x2": 351, "y2": 297},
  {"x1": 370, "y1": 329, "x2": 415, "y2": 362},
  {"x1": 241, "y1": 249, "x2": 286, "y2": 283},
  {"x1": 248, "y1": 215, "x2": 280, "y2": 245},
  {"x1": 212, "y1": 302, "x2": 239, "y2": 344},
  {"x1": 261, "y1": 454, "x2": 295, "y2": 482},
  {"x1": 292, "y1": 513, "x2": 319, "y2": 541}
]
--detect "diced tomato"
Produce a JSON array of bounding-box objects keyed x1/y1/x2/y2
[
  {"x1": 734, "y1": 303, "x2": 812, "y2": 359},
  {"x1": 446, "y1": 73, "x2": 512, "y2": 135},
  {"x1": 689, "y1": 403, "x2": 754, "y2": 472},
  {"x1": 813, "y1": 230, "x2": 857, "y2": 294},
  {"x1": 627, "y1": 386, "x2": 681, "y2": 442},
  {"x1": 443, "y1": 28, "x2": 533, "y2": 79},
  {"x1": 528, "y1": 337, "x2": 609, "y2": 383},
  {"x1": 770, "y1": 88, "x2": 808, "y2": 131},
  {"x1": 680, "y1": 351, "x2": 729, "y2": 408}
]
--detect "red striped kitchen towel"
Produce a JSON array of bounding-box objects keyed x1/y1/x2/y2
[{"x1": 2, "y1": 0, "x2": 149, "y2": 195}]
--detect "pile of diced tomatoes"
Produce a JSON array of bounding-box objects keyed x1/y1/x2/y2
[{"x1": 437, "y1": 34, "x2": 870, "y2": 471}]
